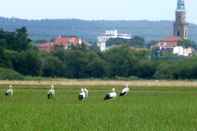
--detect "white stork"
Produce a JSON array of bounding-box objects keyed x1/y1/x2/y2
[
  {"x1": 120, "y1": 84, "x2": 130, "y2": 96},
  {"x1": 84, "y1": 88, "x2": 89, "y2": 97},
  {"x1": 5, "y1": 85, "x2": 13, "y2": 96},
  {"x1": 104, "y1": 88, "x2": 117, "y2": 100},
  {"x1": 48, "y1": 85, "x2": 55, "y2": 99},
  {"x1": 79, "y1": 88, "x2": 86, "y2": 101}
]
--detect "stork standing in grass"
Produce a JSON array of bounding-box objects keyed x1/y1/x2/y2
[
  {"x1": 120, "y1": 84, "x2": 130, "y2": 96},
  {"x1": 104, "y1": 88, "x2": 117, "y2": 100},
  {"x1": 5, "y1": 85, "x2": 13, "y2": 96},
  {"x1": 48, "y1": 85, "x2": 55, "y2": 99},
  {"x1": 84, "y1": 88, "x2": 88, "y2": 97},
  {"x1": 79, "y1": 88, "x2": 86, "y2": 101}
]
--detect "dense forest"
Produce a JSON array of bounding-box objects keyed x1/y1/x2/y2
[
  {"x1": 0, "y1": 17, "x2": 197, "y2": 42},
  {"x1": 1, "y1": 27, "x2": 197, "y2": 80}
]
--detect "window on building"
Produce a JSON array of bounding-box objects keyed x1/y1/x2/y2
[{"x1": 177, "y1": 31, "x2": 180, "y2": 36}]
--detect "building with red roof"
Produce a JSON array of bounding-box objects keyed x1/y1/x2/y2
[
  {"x1": 54, "y1": 36, "x2": 82, "y2": 48},
  {"x1": 37, "y1": 42, "x2": 54, "y2": 52},
  {"x1": 157, "y1": 36, "x2": 181, "y2": 50},
  {"x1": 152, "y1": 36, "x2": 193, "y2": 57},
  {"x1": 38, "y1": 36, "x2": 82, "y2": 52}
]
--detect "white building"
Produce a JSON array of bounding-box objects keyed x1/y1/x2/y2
[
  {"x1": 97, "y1": 30, "x2": 131, "y2": 52},
  {"x1": 173, "y1": 46, "x2": 192, "y2": 56}
]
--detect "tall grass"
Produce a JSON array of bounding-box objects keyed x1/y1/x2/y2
[{"x1": 0, "y1": 86, "x2": 197, "y2": 131}]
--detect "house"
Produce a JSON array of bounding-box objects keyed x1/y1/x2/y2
[
  {"x1": 152, "y1": 36, "x2": 193, "y2": 57},
  {"x1": 173, "y1": 46, "x2": 192, "y2": 56},
  {"x1": 37, "y1": 42, "x2": 53, "y2": 52},
  {"x1": 54, "y1": 36, "x2": 82, "y2": 49},
  {"x1": 97, "y1": 30, "x2": 132, "y2": 52},
  {"x1": 38, "y1": 36, "x2": 82, "y2": 52},
  {"x1": 155, "y1": 36, "x2": 181, "y2": 50}
]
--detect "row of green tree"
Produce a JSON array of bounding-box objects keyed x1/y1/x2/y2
[
  {"x1": 0, "y1": 27, "x2": 197, "y2": 80},
  {"x1": 106, "y1": 36, "x2": 145, "y2": 48}
]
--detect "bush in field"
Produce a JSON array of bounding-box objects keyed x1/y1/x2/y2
[
  {"x1": 42, "y1": 56, "x2": 66, "y2": 77},
  {"x1": 154, "y1": 62, "x2": 177, "y2": 79},
  {"x1": 53, "y1": 46, "x2": 108, "y2": 78},
  {"x1": 154, "y1": 58, "x2": 197, "y2": 80},
  {"x1": 12, "y1": 49, "x2": 42, "y2": 76},
  {"x1": 134, "y1": 60, "x2": 157, "y2": 79},
  {"x1": 102, "y1": 46, "x2": 150, "y2": 78},
  {"x1": 85, "y1": 54, "x2": 108, "y2": 78},
  {"x1": 0, "y1": 67, "x2": 24, "y2": 80}
]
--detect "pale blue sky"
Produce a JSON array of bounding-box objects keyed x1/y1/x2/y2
[{"x1": 0, "y1": 0, "x2": 196, "y2": 24}]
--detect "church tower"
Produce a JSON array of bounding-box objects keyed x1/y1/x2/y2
[{"x1": 173, "y1": 0, "x2": 188, "y2": 39}]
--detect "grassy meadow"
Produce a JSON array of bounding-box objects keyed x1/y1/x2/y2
[{"x1": 0, "y1": 82, "x2": 197, "y2": 131}]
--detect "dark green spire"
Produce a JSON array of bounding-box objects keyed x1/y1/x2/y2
[{"x1": 177, "y1": 0, "x2": 185, "y2": 12}]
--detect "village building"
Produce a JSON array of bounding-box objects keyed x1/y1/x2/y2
[
  {"x1": 173, "y1": 0, "x2": 188, "y2": 39},
  {"x1": 155, "y1": 36, "x2": 181, "y2": 50},
  {"x1": 173, "y1": 46, "x2": 192, "y2": 56},
  {"x1": 97, "y1": 30, "x2": 131, "y2": 52},
  {"x1": 37, "y1": 42, "x2": 54, "y2": 52},
  {"x1": 153, "y1": 0, "x2": 192, "y2": 57},
  {"x1": 38, "y1": 35, "x2": 82, "y2": 52}
]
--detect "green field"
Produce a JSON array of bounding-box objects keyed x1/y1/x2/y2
[{"x1": 1, "y1": 86, "x2": 197, "y2": 131}]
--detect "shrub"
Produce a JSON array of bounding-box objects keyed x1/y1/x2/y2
[{"x1": 0, "y1": 67, "x2": 24, "y2": 80}]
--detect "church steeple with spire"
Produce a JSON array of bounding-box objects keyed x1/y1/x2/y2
[
  {"x1": 177, "y1": 0, "x2": 185, "y2": 11},
  {"x1": 173, "y1": 0, "x2": 188, "y2": 39}
]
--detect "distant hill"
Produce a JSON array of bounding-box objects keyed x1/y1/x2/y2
[{"x1": 0, "y1": 17, "x2": 196, "y2": 42}]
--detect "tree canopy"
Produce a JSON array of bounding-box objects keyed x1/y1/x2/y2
[{"x1": 0, "y1": 27, "x2": 197, "y2": 80}]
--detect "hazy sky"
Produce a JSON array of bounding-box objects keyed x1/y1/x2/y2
[{"x1": 0, "y1": 0, "x2": 196, "y2": 24}]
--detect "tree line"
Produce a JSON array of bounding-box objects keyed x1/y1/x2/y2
[{"x1": 1, "y1": 27, "x2": 197, "y2": 80}]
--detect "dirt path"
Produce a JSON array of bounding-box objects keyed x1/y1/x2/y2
[{"x1": 0, "y1": 80, "x2": 197, "y2": 88}]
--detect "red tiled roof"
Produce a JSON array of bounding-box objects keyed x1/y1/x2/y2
[
  {"x1": 157, "y1": 36, "x2": 182, "y2": 49},
  {"x1": 37, "y1": 36, "x2": 82, "y2": 52},
  {"x1": 160, "y1": 36, "x2": 181, "y2": 42},
  {"x1": 38, "y1": 43, "x2": 52, "y2": 48},
  {"x1": 54, "y1": 36, "x2": 81, "y2": 46},
  {"x1": 37, "y1": 42, "x2": 53, "y2": 52}
]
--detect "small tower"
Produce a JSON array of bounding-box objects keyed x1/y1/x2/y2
[{"x1": 173, "y1": 0, "x2": 188, "y2": 39}]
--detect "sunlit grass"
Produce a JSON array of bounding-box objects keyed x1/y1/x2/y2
[{"x1": 0, "y1": 86, "x2": 197, "y2": 131}]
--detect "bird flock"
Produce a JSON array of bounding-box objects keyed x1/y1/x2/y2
[{"x1": 4, "y1": 84, "x2": 130, "y2": 101}]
